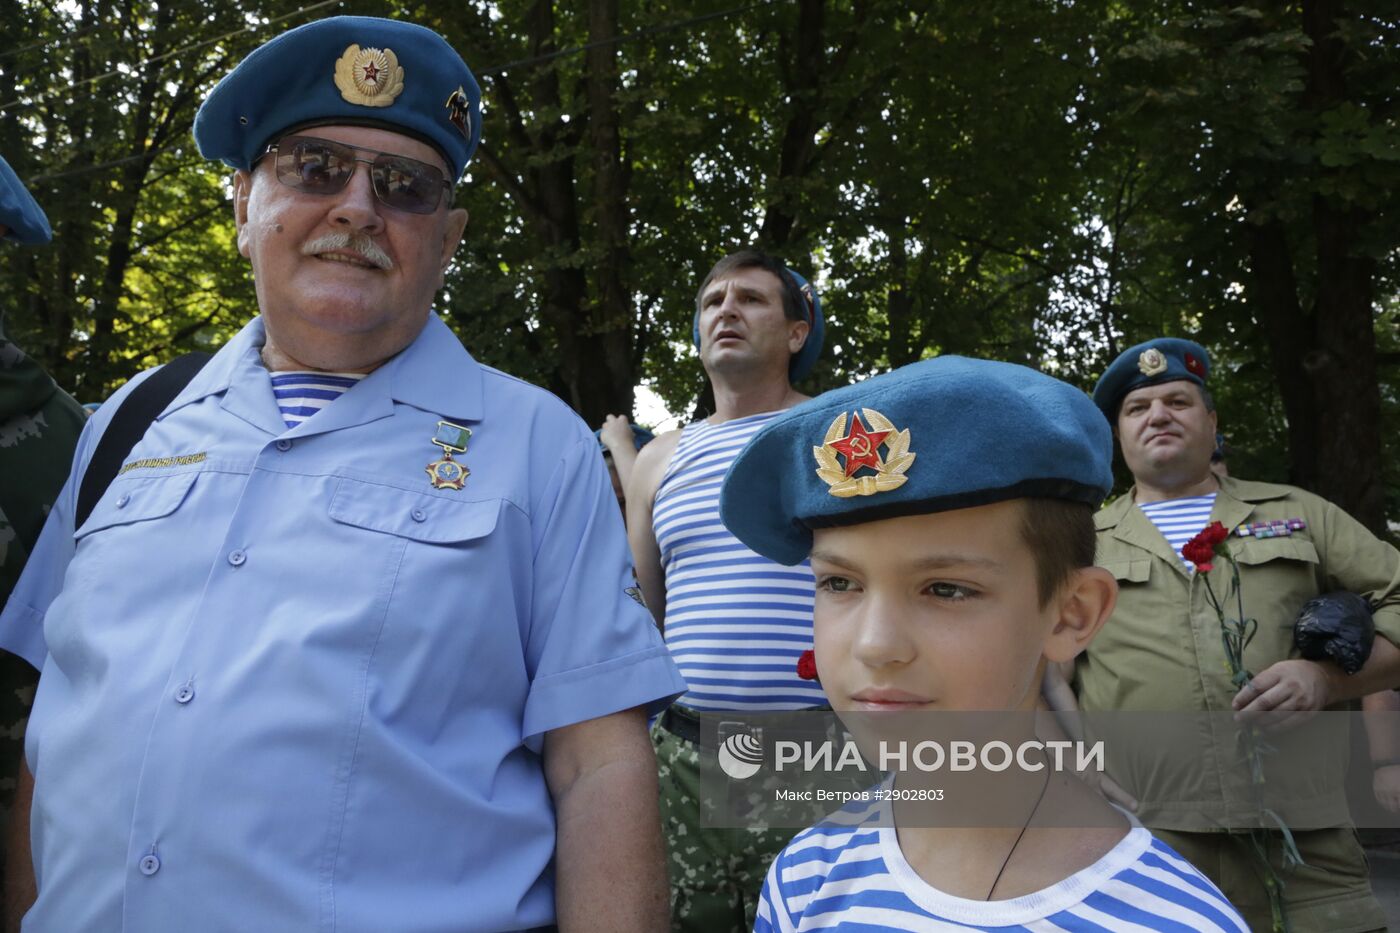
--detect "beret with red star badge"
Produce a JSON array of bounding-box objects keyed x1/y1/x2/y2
[{"x1": 718, "y1": 356, "x2": 1113, "y2": 565}]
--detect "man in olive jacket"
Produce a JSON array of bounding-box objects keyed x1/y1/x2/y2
[{"x1": 1068, "y1": 337, "x2": 1400, "y2": 933}]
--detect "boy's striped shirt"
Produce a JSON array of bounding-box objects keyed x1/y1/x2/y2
[{"x1": 756, "y1": 797, "x2": 1248, "y2": 932}]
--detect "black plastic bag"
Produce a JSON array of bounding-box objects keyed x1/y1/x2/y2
[{"x1": 1294, "y1": 591, "x2": 1375, "y2": 675}]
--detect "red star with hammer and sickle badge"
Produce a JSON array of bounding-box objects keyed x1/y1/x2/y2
[
  {"x1": 362, "y1": 61, "x2": 381, "y2": 84},
  {"x1": 828, "y1": 414, "x2": 890, "y2": 477}
]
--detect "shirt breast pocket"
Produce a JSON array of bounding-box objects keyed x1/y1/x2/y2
[
  {"x1": 325, "y1": 476, "x2": 505, "y2": 628},
  {"x1": 73, "y1": 469, "x2": 200, "y2": 542},
  {"x1": 327, "y1": 477, "x2": 500, "y2": 544},
  {"x1": 1233, "y1": 536, "x2": 1321, "y2": 642},
  {"x1": 1101, "y1": 559, "x2": 1152, "y2": 585},
  {"x1": 325, "y1": 477, "x2": 516, "y2": 712}
]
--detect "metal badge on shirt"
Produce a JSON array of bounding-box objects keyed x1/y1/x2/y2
[{"x1": 426, "y1": 421, "x2": 471, "y2": 490}]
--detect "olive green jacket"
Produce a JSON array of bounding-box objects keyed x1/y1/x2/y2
[{"x1": 1074, "y1": 475, "x2": 1400, "y2": 831}]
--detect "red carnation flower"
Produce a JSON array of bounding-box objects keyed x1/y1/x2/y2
[
  {"x1": 1202, "y1": 520, "x2": 1230, "y2": 546},
  {"x1": 796, "y1": 650, "x2": 819, "y2": 681},
  {"x1": 1182, "y1": 540, "x2": 1215, "y2": 573},
  {"x1": 1182, "y1": 521, "x2": 1230, "y2": 573}
]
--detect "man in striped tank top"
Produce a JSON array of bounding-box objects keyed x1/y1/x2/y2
[
  {"x1": 628, "y1": 250, "x2": 825, "y2": 931},
  {"x1": 1050, "y1": 337, "x2": 1400, "y2": 931}
]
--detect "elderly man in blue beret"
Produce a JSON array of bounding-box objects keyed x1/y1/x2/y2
[
  {"x1": 0, "y1": 155, "x2": 86, "y2": 910},
  {"x1": 0, "y1": 16, "x2": 684, "y2": 933},
  {"x1": 1044, "y1": 337, "x2": 1400, "y2": 932}
]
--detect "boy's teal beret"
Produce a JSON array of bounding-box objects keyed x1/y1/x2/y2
[
  {"x1": 0, "y1": 155, "x2": 51, "y2": 245},
  {"x1": 194, "y1": 16, "x2": 481, "y2": 179},
  {"x1": 1092, "y1": 337, "x2": 1210, "y2": 420},
  {"x1": 719, "y1": 356, "x2": 1113, "y2": 565}
]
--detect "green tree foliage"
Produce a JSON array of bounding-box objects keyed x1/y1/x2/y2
[
  {"x1": 0, "y1": 0, "x2": 351, "y2": 397},
  {"x1": 1074, "y1": 1, "x2": 1400, "y2": 529},
  {"x1": 0, "y1": 0, "x2": 1394, "y2": 529}
]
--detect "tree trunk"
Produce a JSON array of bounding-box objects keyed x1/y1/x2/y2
[
  {"x1": 1247, "y1": 219, "x2": 1316, "y2": 491},
  {"x1": 84, "y1": 4, "x2": 171, "y2": 393},
  {"x1": 584, "y1": 0, "x2": 635, "y2": 426},
  {"x1": 757, "y1": 0, "x2": 825, "y2": 250},
  {"x1": 1300, "y1": 0, "x2": 1384, "y2": 532}
]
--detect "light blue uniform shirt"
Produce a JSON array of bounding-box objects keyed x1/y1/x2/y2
[{"x1": 0, "y1": 314, "x2": 686, "y2": 933}]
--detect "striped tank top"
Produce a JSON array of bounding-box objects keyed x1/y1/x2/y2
[
  {"x1": 1138, "y1": 493, "x2": 1217, "y2": 568},
  {"x1": 654, "y1": 411, "x2": 825, "y2": 711},
  {"x1": 269, "y1": 371, "x2": 366, "y2": 428}
]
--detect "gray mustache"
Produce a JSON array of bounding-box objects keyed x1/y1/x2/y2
[{"x1": 301, "y1": 233, "x2": 393, "y2": 271}]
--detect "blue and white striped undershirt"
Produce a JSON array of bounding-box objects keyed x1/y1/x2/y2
[
  {"x1": 269, "y1": 371, "x2": 366, "y2": 428},
  {"x1": 654, "y1": 411, "x2": 825, "y2": 712},
  {"x1": 1138, "y1": 493, "x2": 1217, "y2": 568},
  {"x1": 756, "y1": 795, "x2": 1248, "y2": 932}
]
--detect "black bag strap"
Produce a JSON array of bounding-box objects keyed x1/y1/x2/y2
[{"x1": 75, "y1": 351, "x2": 212, "y2": 529}]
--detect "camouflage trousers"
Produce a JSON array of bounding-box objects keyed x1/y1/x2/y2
[{"x1": 652, "y1": 719, "x2": 790, "y2": 933}]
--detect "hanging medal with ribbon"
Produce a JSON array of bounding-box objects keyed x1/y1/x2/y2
[{"x1": 426, "y1": 420, "x2": 472, "y2": 490}]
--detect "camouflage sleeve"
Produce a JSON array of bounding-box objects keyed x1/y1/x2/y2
[
  {"x1": 0, "y1": 442, "x2": 82, "y2": 670},
  {"x1": 0, "y1": 367, "x2": 157, "y2": 669}
]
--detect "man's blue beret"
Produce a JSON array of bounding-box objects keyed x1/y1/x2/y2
[
  {"x1": 1092, "y1": 337, "x2": 1211, "y2": 419},
  {"x1": 691, "y1": 266, "x2": 826, "y2": 382},
  {"x1": 719, "y1": 356, "x2": 1113, "y2": 565},
  {"x1": 194, "y1": 16, "x2": 481, "y2": 180},
  {"x1": 0, "y1": 155, "x2": 52, "y2": 245}
]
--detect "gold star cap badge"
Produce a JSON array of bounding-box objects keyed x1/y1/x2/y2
[
  {"x1": 1137, "y1": 347, "x2": 1168, "y2": 377},
  {"x1": 334, "y1": 44, "x2": 405, "y2": 108},
  {"x1": 813, "y1": 408, "x2": 915, "y2": 498}
]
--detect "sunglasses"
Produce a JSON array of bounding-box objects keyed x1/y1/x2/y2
[{"x1": 261, "y1": 135, "x2": 451, "y2": 215}]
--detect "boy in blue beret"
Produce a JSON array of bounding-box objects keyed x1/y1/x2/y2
[{"x1": 719, "y1": 356, "x2": 1246, "y2": 932}]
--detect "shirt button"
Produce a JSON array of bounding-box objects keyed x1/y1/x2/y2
[
  {"x1": 116, "y1": 494, "x2": 130, "y2": 509},
  {"x1": 174, "y1": 684, "x2": 195, "y2": 704},
  {"x1": 410, "y1": 508, "x2": 427, "y2": 523},
  {"x1": 227, "y1": 549, "x2": 247, "y2": 567},
  {"x1": 275, "y1": 439, "x2": 292, "y2": 452},
  {"x1": 139, "y1": 854, "x2": 161, "y2": 876}
]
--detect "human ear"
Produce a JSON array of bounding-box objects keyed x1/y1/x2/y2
[
  {"x1": 787, "y1": 318, "x2": 811, "y2": 355},
  {"x1": 232, "y1": 171, "x2": 253, "y2": 259},
  {"x1": 440, "y1": 207, "x2": 468, "y2": 274},
  {"x1": 1042, "y1": 566, "x2": 1118, "y2": 664}
]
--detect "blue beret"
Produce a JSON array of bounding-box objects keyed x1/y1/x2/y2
[
  {"x1": 720, "y1": 356, "x2": 1114, "y2": 565},
  {"x1": 691, "y1": 266, "x2": 825, "y2": 382},
  {"x1": 1092, "y1": 338, "x2": 1210, "y2": 419},
  {"x1": 0, "y1": 155, "x2": 51, "y2": 245},
  {"x1": 194, "y1": 16, "x2": 481, "y2": 180}
]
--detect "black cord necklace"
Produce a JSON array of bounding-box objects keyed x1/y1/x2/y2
[{"x1": 984, "y1": 763, "x2": 1052, "y2": 901}]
